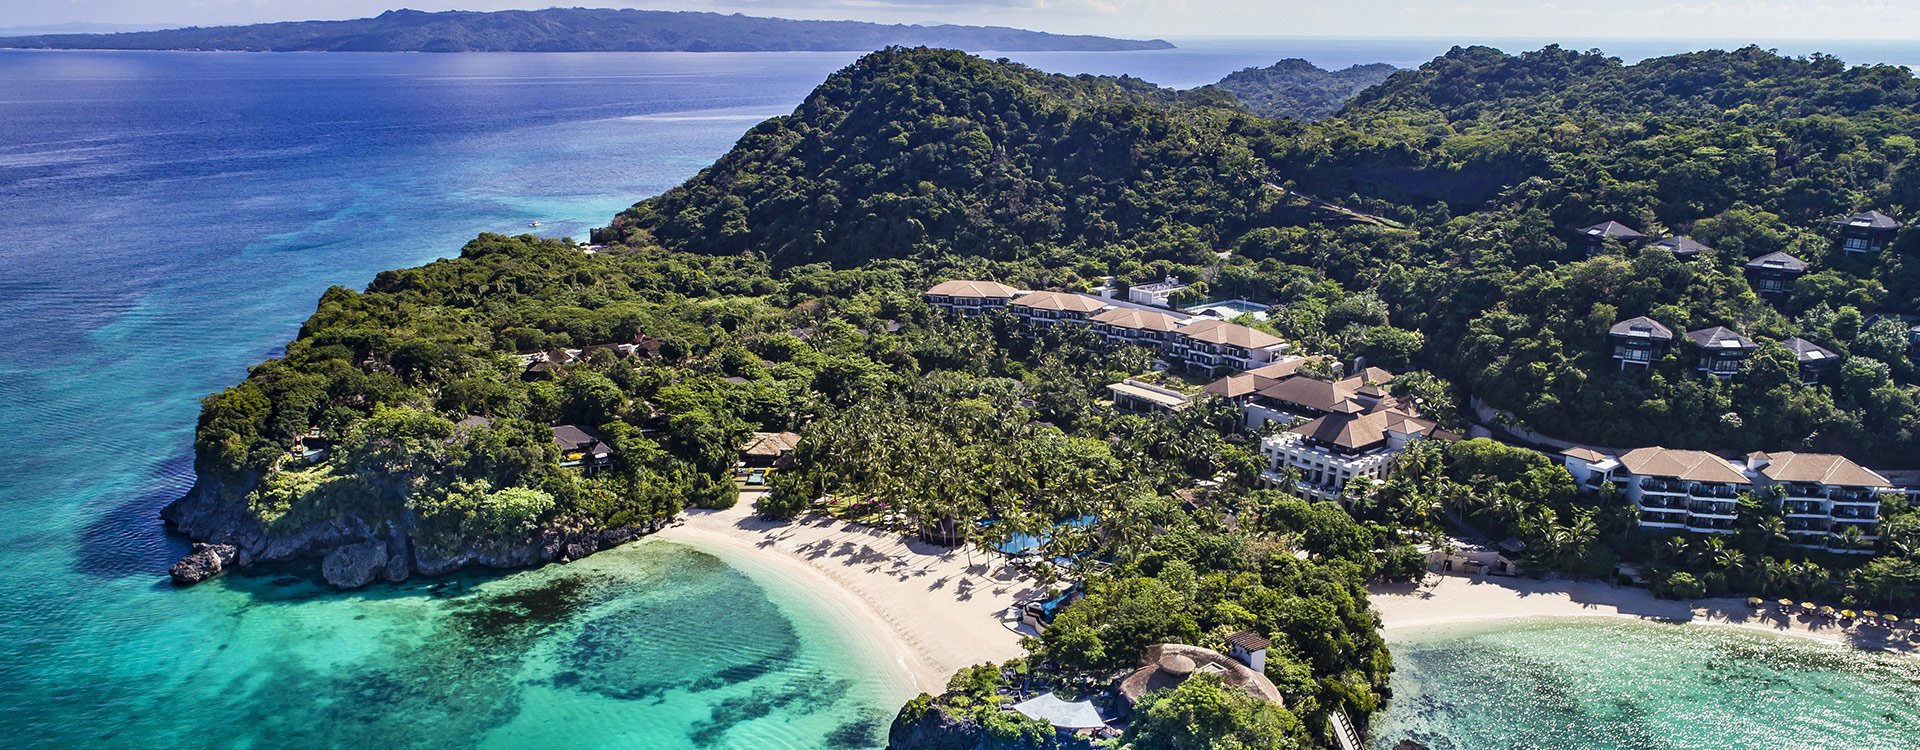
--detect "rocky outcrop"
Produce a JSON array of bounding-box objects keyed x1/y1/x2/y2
[
  {"x1": 887, "y1": 703, "x2": 983, "y2": 750},
  {"x1": 161, "y1": 478, "x2": 671, "y2": 590},
  {"x1": 321, "y1": 540, "x2": 389, "y2": 588},
  {"x1": 168, "y1": 543, "x2": 237, "y2": 585}
]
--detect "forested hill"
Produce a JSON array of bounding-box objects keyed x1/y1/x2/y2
[
  {"x1": 606, "y1": 45, "x2": 1920, "y2": 466},
  {"x1": 1202, "y1": 59, "x2": 1399, "y2": 121},
  {"x1": 0, "y1": 8, "x2": 1173, "y2": 52},
  {"x1": 605, "y1": 47, "x2": 1273, "y2": 269}
]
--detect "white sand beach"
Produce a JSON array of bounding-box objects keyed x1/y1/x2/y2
[
  {"x1": 654, "y1": 497, "x2": 1035, "y2": 693},
  {"x1": 1371, "y1": 573, "x2": 1918, "y2": 655}
]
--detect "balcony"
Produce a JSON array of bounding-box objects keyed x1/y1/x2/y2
[
  {"x1": 1830, "y1": 507, "x2": 1879, "y2": 521},
  {"x1": 1830, "y1": 488, "x2": 1880, "y2": 504},
  {"x1": 1638, "y1": 512, "x2": 1687, "y2": 528},
  {"x1": 1689, "y1": 484, "x2": 1739, "y2": 499},
  {"x1": 1638, "y1": 496, "x2": 1687, "y2": 511},
  {"x1": 1781, "y1": 501, "x2": 1826, "y2": 517},
  {"x1": 1779, "y1": 483, "x2": 1827, "y2": 500},
  {"x1": 1686, "y1": 519, "x2": 1736, "y2": 533},
  {"x1": 1687, "y1": 502, "x2": 1736, "y2": 518},
  {"x1": 1640, "y1": 478, "x2": 1686, "y2": 494}
]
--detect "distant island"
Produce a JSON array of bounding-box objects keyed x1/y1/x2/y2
[
  {"x1": 1203, "y1": 58, "x2": 1401, "y2": 120},
  {"x1": 0, "y1": 7, "x2": 1174, "y2": 53}
]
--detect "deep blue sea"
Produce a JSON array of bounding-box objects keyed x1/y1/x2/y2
[{"x1": 3, "y1": 37, "x2": 1920, "y2": 749}]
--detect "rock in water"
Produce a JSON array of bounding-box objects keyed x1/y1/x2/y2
[
  {"x1": 320, "y1": 540, "x2": 389, "y2": 589},
  {"x1": 169, "y1": 543, "x2": 237, "y2": 585}
]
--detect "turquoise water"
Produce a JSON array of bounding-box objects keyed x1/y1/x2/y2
[
  {"x1": 8, "y1": 40, "x2": 1920, "y2": 748},
  {"x1": 1373, "y1": 618, "x2": 1920, "y2": 749}
]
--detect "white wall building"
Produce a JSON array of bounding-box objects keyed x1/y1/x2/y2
[
  {"x1": 1128, "y1": 276, "x2": 1190, "y2": 306},
  {"x1": 1559, "y1": 446, "x2": 1891, "y2": 554}
]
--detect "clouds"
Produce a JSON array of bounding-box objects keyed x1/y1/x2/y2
[{"x1": 6, "y1": 0, "x2": 1920, "y2": 40}]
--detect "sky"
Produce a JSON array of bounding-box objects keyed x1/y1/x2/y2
[{"x1": 7, "y1": 0, "x2": 1920, "y2": 41}]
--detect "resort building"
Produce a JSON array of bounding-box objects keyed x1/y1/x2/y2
[
  {"x1": 1559, "y1": 447, "x2": 1620, "y2": 493},
  {"x1": 1745, "y1": 451, "x2": 1890, "y2": 554},
  {"x1": 1009, "y1": 290, "x2": 1111, "y2": 327},
  {"x1": 1833, "y1": 210, "x2": 1901, "y2": 254},
  {"x1": 923, "y1": 282, "x2": 1294, "y2": 378},
  {"x1": 1171, "y1": 318, "x2": 1291, "y2": 375},
  {"x1": 1650, "y1": 235, "x2": 1709, "y2": 260},
  {"x1": 1783, "y1": 337, "x2": 1839, "y2": 384},
  {"x1": 1614, "y1": 447, "x2": 1747, "y2": 533},
  {"x1": 1107, "y1": 379, "x2": 1193, "y2": 415},
  {"x1": 1744, "y1": 251, "x2": 1808, "y2": 295},
  {"x1": 1607, "y1": 316, "x2": 1674, "y2": 369},
  {"x1": 925, "y1": 279, "x2": 1018, "y2": 315},
  {"x1": 1091, "y1": 307, "x2": 1182, "y2": 348},
  {"x1": 1127, "y1": 276, "x2": 1190, "y2": 306},
  {"x1": 1577, "y1": 220, "x2": 1646, "y2": 255},
  {"x1": 1256, "y1": 377, "x2": 1450, "y2": 502},
  {"x1": 1684, "y1": 326, "x2": 1757, "y2": 378},
  {"x1": 552, "y1": 425, "x2": 614, "y2": 476},
  {"x1": 1559, "y1": 446, "x2": 1890, "y2": 553}
]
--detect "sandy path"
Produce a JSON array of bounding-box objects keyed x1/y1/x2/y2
[
  {"x1": 654, "y1": 498, "x2": 1035, "y2": 693},
  {"x1": 1371, "y1": 573, "x2": 1918, "y2": 655}
]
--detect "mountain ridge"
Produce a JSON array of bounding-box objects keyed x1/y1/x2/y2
[{"x1": 0, "y1": 7, "x2": 1174, "y2": 53}]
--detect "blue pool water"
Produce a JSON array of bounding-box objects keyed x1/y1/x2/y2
[{"x1": 4, "y1": 39, "x2": 1920, "y2": 748}]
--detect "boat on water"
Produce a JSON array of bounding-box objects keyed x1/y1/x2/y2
[{"x1": 528, "y1": 219, "x2": 542, "y2": 228}]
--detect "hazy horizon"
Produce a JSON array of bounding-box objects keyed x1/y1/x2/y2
[{"x1": 7, "y1": 1, "x2": 1920, "y2": 43}]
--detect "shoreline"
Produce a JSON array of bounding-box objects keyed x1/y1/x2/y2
[
  {"x1": 652, "y1": 498, "x2": 1033, "y2": 693},
  {"x1": 1370, "y1": 573, "x2": 1919, "y2": 655}
]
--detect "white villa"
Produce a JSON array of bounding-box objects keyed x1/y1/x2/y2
[
  {"x1": 1127, "y1": 276, "x2": 1190, "y2": 306},
  {"x1": 1561, "y1": 446, "x2": 1891, "y2": 553}
]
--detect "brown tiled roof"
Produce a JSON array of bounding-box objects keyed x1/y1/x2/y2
[
  {"x1": 1091, "y1": 307, "x2": 1182, "y2": 332},
  {"x1": 1181, "y1": 321, "x2": 1284, "y2": 349},
  {"x1": 1609, "y1": 316, "x2": 1674, "y2": 341},
  {"x1": 1292, "y1": 408, "x2": 1438, "y2": 451},
  {"x1": 1010, "y1": 291, "x2": 1109, "y2": 313},
  {"x1": 1202, "y1": 372, "x2": 1275, "y2": 399},
  {"x1": 926, "y1": 279, "x2": 1017, "y2": 298},
  {"x1": 1256, "y1": 376, "x2": 1355, "y2": 413},
  {"x1": 1560, "y1": 447, "x2": 1607, "y2": 463},
  {"x1": 1618, "y1": 447, "x2": 1747, "y2": 483},
  {"x1": 1755, "y1": 452, "x2": 1889, "y2": 488},
  {"x1": 1244, "y1": 357, "x2": 1320, "y2": 379},
  {"x1": 1343, "y1": 366, "x2": 1398, "y2": 385}
]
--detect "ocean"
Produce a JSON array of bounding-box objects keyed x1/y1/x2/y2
[{"x1": 3, "y1": 38, "x2": 1919, "y2": 748}]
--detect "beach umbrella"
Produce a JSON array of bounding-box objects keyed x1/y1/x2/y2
[
  {"x1": 1747, "y1": 597, "x2": 1764, "y2": 608},
  {"x1": 1863, "y1": 610, "x2": 1880, "y2": 619},
  {"x1": 1886, "y1": 614, "x2": 1902, "y2": 624},
  {"x1": 1840, "y1": 609, "x2": 1856, "y2": 619},
  {"x1": 1777, "y1": 598, "x2": 1793, "y2": 609},
  {"x1": 1820, "y1": 605, "x2": 1836, "y2": 616}
]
